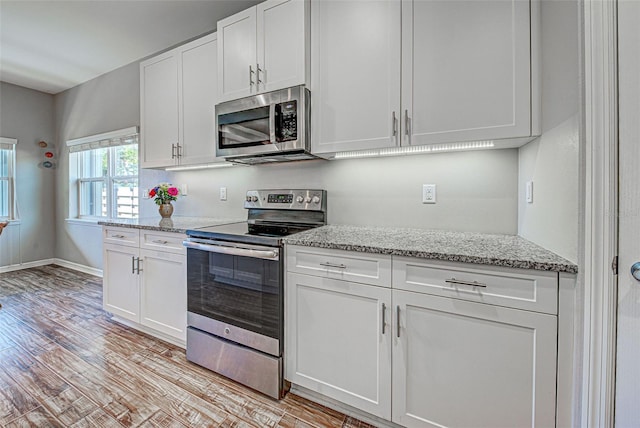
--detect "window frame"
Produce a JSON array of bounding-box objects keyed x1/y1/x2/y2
[
  {"x1": 0, "y1": 137, "x2": 18, "y2": 221},
  {"x1": 67, "y1": 127, "x2": 139, "y2": 221}
]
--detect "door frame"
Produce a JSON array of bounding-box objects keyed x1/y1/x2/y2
[{"x1": 582, "y1": 0, "x2": 618, "y2": 426}]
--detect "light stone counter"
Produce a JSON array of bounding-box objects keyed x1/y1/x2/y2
[
  {"x1": 284, "y1": 224, "x2": 578, "y2": 273},
  {"x1": 98, "y1": 217, "x2": 243, "y2": 234}
]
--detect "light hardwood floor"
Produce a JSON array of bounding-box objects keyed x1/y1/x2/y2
[{"x1": 0, "y1": 265, "x2": 373, "y2": 428}]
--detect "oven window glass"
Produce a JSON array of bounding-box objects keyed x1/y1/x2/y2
[
  {"x1": 187, "y1": 248, "x2": 281, "y2": 340},
  {"x1": 218, "y1": 106, "x2": 270, "y2": 149}
]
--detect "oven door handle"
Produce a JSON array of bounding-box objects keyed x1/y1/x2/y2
[{"x1": 183, "y1": 240, "x2": 280, "y2": 261}]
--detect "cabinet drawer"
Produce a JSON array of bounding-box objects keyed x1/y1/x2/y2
[
  {"x1": 103, "y1": 227, "x2": 139, "y2": 247},
  {"x1": 287, "y1": 245, "x2": 391, "y2": 287},
  {"x1": 393, "y1": 257, "x2": 558, "y2": 314},
  {"x1": 140, "y1": 231, "x2": 186, "y2": 255}
]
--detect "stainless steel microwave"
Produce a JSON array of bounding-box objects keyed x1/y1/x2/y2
[{"x1": 215, "y1": 85, "x2": 316, "y2": 164}]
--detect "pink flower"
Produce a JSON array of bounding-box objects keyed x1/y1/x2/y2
[{"x1": 167, "y1": 187, "x2": 179, "y2": 196}]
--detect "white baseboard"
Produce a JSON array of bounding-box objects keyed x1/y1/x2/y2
[
  {"x1": 0, "y1": 258, "x2": 102, "y2": 277},
  {"x1": 0, "y1": 258, "x2": 55, "y2": 273},
  {"x1": 53, "y1": 258, "x2": 103, "y2": 277}
]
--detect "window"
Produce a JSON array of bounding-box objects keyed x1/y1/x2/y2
[
  {"x1": 68, "y1": 127, "x2": 139, "y2": 220},
  {"x1": 0, "y1": 137, "x2": 17, "y2": 220}
]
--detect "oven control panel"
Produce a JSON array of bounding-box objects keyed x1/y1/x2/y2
[{"x1": 245, "y1": 189, "x2": 326, "y2": 211}]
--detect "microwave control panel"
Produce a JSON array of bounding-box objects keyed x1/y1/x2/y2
[{"x1": 275, "y1": 101, "x2": 297, "y2": 142}]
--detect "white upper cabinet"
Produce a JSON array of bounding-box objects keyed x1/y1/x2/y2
[
  {"x1": 140, "y1": 51, "x2": 180, "y2": 167},
  {"x1": 310, "y1": 0, "x2": 401, "y2": 154},
  {"x1": 179, "y1": 35, "x2": 219, "y2": 165},
  {"x1": 217, "y1": 0, "x2": 308, "y2": 103},
  {"x1": 402, "y1": 0, "x2": 534, "y2": 146},
  {"x1": 140, "y1": 32, "x2": 218, "y2": 169},
  {"x1": 311, "y1": 0, "x2": 539, "y2": 156}
]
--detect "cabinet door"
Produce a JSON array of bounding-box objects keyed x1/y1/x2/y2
[
  {"x1": 257, "y1": 0, "x2": 307, "y2": 93},
  {"x1": 103, "y1": 243, "x2": 139, "y2": 322},
  {"x1": 402, "y1": 0, "x2": 531, "y2": 146},
  {"x1": 217, "y1": 7, "x2": 257, "y2": 102},
  {"x1": 139, "y1": 249, "x2": 187, "y2": 342},
  {"x1": 310, "y1": 0, "x2": 401, "y2": 154},
  {"x1": 392, "y1": 290, "x2": 557, "y2": 428},
  {"x1": 285, "y1": 273, "x2": 392, "y2": 419},
  {"x1": 140, "y1": 51, "x2": 179, "y2": 168},
  {"x1": 179, "y1": 33, "x2": 219, "y2": 166}
]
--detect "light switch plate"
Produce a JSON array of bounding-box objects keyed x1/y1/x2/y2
[
  {"x1": 180, "y1": 184, "x2": 188, "y2": 196},
  {"x1": 526, "y1": 181, "x2": 533, "y2": 203},
  {"x1": 220, "y1": 187, "x2": 227, "y2": 201},
  {"x1": 422, "y1": 184, "x2": 436, "y2": 204}
]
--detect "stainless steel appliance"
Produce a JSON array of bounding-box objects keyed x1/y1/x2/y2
[
  {"x1": 183, "y1": 189, "x2": 327, "y2": 399},
  {"x1": 215, "y1": 85, "x2": 318, "y2": 165}
]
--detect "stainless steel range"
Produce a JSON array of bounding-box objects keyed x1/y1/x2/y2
[{"x1": 183, "y1": 189, "x2": 327, "y2": 399}]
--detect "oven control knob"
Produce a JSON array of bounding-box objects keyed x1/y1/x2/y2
[
  {"x1": 251, "y1": 196, "x2": 258, "y2": 202},
  {"x1": 312, "y1": 196, "x2": 321, "y2": 204},
  {"x1": 246, "y1": 196, "x2": 252, "y2": 202},
  {"x1": 305, "y1": 196, "x2": 312, "y2": 203},
  {"x1": 296, "y1": 196, "x2": 304, "y2": 204}
]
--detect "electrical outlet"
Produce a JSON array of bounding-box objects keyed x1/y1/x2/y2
[
  {"x1": 142, "y1": 188, "x2": 150, "y2": 199},
  {"x1": 220, "y1": 187, "x2": 227, "y2": 201},
  {"x1": 422, "y1": 184, "x2": 436, "y2": 204},
  {"x1": 526, "y1": 181, "x2": 533, "y2": 203},
  {"x1": 180, "y1": 184, "x2": 188, "y2": 196}
]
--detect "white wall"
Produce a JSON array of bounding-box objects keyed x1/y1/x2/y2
[
  {"x1": 0, "y1": 82, "x2": 55, "y2": 267},
  {"x1": 518, "y1": 0, "x2": 580, "y2": 263},
  {"x1": 161, "y1": 149, "x2": 519, "y2": 233},
  {"x1": 54, "y1": 62, "x2": 141, "y2": 268}
]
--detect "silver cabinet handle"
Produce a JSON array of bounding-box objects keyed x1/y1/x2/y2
[
  {"x1": 171, "y1": 143, "x2": 176, "y2": 159},
  {"x1": 249, "y1": 65, "x2": 255, "y2": 87},
  {"x1": 113, "y1": 234, "x2": 126, "y2": 239},
  {"x1": 136, "y1": 257, "x2": 142, "y2": 275},
  {"x1": 131, "y1": 256, "x2": 135, "y2": 274},
  {"x1": 152, "y1": 239, "x2": 169, "y2": 245},
  {"x1": 392, "y1": 111, "x2": 398, "y2": 140},
  {"x1": 381, "y1": 303, "x2": 386, "y2": 334},
  {"x1": 404, "y1": 109, "x2": 410, "y2": 139},
  {"x1": 445, "y1": 278, "x2": 487, "y2": 288},
  {"x1": 256, "y1": 63, "x2": 263, "y2": 86},
  {"x1": 396, "y1": 305, "x2": 401, "y2": 338},
  {"x1": 176, "y1": 143, "x2": 182, "y2": 158},
  {"x1": 631, "y1": 262, "x2": 640, "y2": 281},
  {"x1": 319, "y1": 262, "x2": 347, "y2": 269}
]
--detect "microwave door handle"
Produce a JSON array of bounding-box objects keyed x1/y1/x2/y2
[{"x1": 269, "y1": 103, "x2": 277, "y2": 145}]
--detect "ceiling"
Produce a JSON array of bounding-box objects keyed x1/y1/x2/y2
[{"x1": 0, "y1": 0, "x2": 260, "y2": 94}]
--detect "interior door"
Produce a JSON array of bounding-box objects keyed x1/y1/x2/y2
[{"x1": 614, "y1": 1, "x2": 640, "y2": 426}]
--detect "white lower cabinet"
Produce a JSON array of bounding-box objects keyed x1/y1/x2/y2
[
  {"x1": 285, "y1": 272, "x2": 392, "y2": 419},
  {"x1": 285, "y1": 245, "x2": 560, "y2": 427},
  {"x1": 392, "y1": 290, "x2": 557, "y2": 428},
  {"x1": 102, "y1": 227, "x2": 187, "y2": 345},
  {"x1": 103, "y1": 243, "x2": 140, "y2": 322}
]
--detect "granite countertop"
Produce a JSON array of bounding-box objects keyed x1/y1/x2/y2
[
  {"x1": 284, "y1": 225, "x2": 578, "y2": 274},
  {"x1": 98, "y1": 217, "x2": 243, "y2": 234}
]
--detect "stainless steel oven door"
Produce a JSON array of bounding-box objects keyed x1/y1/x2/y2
[{"x1": 183, "y1": 238, "x2": 282, "y2": 356}]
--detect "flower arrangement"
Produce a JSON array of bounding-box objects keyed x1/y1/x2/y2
[{"x1": 148, "y1": 183, "x2": 180, "y2": 205}]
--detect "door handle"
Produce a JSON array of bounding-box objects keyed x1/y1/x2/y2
[
  {"x1": 381, "y1": 303, "x2": 386, "y2": 334},
  {"x1": 392, "y1": 111, "x2": 398, "y2": 144},
  {"x1": 256, "y1": 63, "x2": 263, "y2": 87},
  {"x1": 249, "y1": 65, "x2": 255, "y2": 88},
  {"x1": 131, "y1": 256, "x2": 135, "y2": 274},
  {"x1": 631, "y1": 262, "x2": 640, "y2": 281},
  {"x1": 136, "y1": 257, "x2": 142, "y2": 275},
  {"x1": 396, "y1": 305, "x2": 401, "y2": 338}
]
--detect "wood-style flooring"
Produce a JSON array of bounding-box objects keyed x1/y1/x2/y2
[{"x1": 0, "y1": 265, "x2": 373, "y2": 428}]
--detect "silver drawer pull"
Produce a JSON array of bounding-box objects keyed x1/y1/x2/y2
[
  {"x1": 319, "y1": 262, "x2": 347, "y2": 269},
  {"x1": 152, "y1": 239, "x2": 169, "y2": 244},
  {"x1": 113, "y1": 234, "x2": 126, "y2": 239},
  {"x1": 381, "y1": 303, "x2": 386, "y2": 335},
  {"x1": 445, "y1": 278, "x2": 487, "y2": 288}
]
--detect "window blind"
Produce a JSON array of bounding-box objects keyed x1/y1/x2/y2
[
  {"x1": 0, "y1": 137, "x2": 18, "y2": 150},
  {"x1": 66, "y1": 126, "x2": 138, "y2": 153}
]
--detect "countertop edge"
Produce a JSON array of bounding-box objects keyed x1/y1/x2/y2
[{"x1": 283, "y1": 239, "x2": 579, "y2": 274}]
